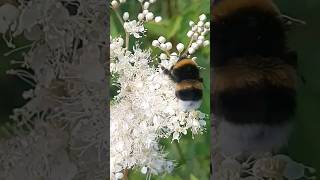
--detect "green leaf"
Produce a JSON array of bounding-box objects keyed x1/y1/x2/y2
[{"x1": 190, "y1": 174, "x2": 199, "y2": 180}]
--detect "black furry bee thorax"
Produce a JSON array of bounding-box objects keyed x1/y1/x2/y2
[
  {"x1": 212, "y1": 0, "x2": 299, "y2": 126},
  {"x1": 212, "y1": 9, "x2": 287, "y2": 67},
  {"x1": 163, "y1": 59, "x2": 203, "y2": 102}
]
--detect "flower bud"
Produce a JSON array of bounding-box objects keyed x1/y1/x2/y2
[
  {"x1": 146, "y1": 12, "x2": 154, "y2": 21},
  {"x1": 189, "y1": 21, "x2": 195, "y2": 27},
  {"x1": 111, "y1": 0, "x2": 119, "y2": 8},
  {"x1": 160, "y1": 53, "x2": 167, "y2": 60},
  {"x1": 192, "y1": 32, "x2": 199, "y2": 40},
  {"x1": 158, "y1": 36, "x2": 166, "y2": 43},
  {"x1": 155, "y1": 16, "x2": 162, "y2": 23},
  {"x1": 143, "y1": 9, "x2": 149, "y2": 15},
  {"x1": 188, "y1": 47, "x2": 195, "y2": 54},
  {"x1": 138, "y1": 13, "x2": 144, "y2": 21},
  {"x1": 205, "y1": 22, "x2": 210, "y2": 28},
  {"x1": 176, "y1": 43, "x2": 184, "y2": 52},
  {"x1": 141, "y1": 167, "x2": 148, "y2": 174},
  {"x1": 203, "y1": 40, "x2": 210, "y2": 46},
  {"x1": 191, "y1": 42, "x2": 198, "y2": 49},
  {"x1": 165, "y1": 42, "x2": 172, "y2": 50},
  {"x1": 115, "y1": 173, "x2": 123, "y2": 179},
  {"x1": 197, "y1": 21, "x2": 204, "y2": 27},
  {"x1": 123, "y1": 12, "x2": 129, "y2": 21},
  {"x1": 143, "y1": 2, "x2": 150, "y2": 9},
  {"x1": 187, "y1": 31, "x2": 193, "y2": 38},
  {"x1": 152, "y1": 40, "x2": 160, "y2": 47},
  {"x1": 199, "y1": 14, "x2": 207, "y2": 21},
  {"x1": 160, "y1": 43, "x2": 167, "y2": 50},
  {"x1": 196, "y1": 39, "x2": 203, "y2": 46},
  {"x1": 191, "y1": 25, "x2": 197, "y2": 32},
  {"x1": 198, "y1": 35, "x2": 205, "y2": 40}
]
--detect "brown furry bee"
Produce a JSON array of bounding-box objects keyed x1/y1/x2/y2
[
  {"x1": 211, "y1": 0, "x2": 300, "y2": 154},
  {"x1": 162, "y1": 58, "x2": 203, "y2": 111}
]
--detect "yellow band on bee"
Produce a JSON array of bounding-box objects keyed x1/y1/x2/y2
[
  {"x1": 176, "y1": 80, "x2": 203, "y2": 91},
  {"x1": 173, "y1": 59, "x2": 197, "y2": 70},
  {"x1": 213, "y1": 59, "x2": 298, "y2": 92},
  {"x1": 213, "y1": 0, "x2": 280, "y2": 19}
]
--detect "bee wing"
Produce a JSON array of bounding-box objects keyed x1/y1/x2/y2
[{"x1": 280, "y1": 14, "x2": 306, "y2": 30}]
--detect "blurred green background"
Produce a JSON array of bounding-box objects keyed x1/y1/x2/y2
[
  {"x1": 275, "y1": 0, "x2": 320, "y2": 178},
  {"x1": 110, "y1": 0, "x2": 211, "y2": 179},
  {"x1": 0, "y1": 36, "x2": 31, "y2": 137}
]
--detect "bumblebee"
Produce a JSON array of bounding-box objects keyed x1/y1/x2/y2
[
  {"x1": 162, "y1": 58, "x2": 203, "y2": 111},
  {"x1": 212, "y1": 0, "x2": 299, "y2": 154}
]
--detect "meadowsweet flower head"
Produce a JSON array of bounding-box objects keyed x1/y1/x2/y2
[
  {"x1": 0, "y1": 0, "x2": 108, "y2": 179},
  {"x1": 110, "y1": 0, "x2": 209, "y2": 179}
]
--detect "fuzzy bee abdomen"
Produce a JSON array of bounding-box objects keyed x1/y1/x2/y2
[
  {"x1": 212, "y1": 57, "x2": 298, "y2": 125},
  {"x1": 172, "y1": 60, "x2": 200, "y2": 82},
  {"x1": 176, "y1": 80, "x2": 203, "y2": 101},
  {"x1": 213, "y1": 87, "x2": 296, "y2": 125}
]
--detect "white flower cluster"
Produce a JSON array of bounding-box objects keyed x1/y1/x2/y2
[
  {"x1": 110, "y1": 37, "x2": 207, "y2": 179},
  {"x1": 110, "y1": 1, "x2": 209, "y2": 179},
  {"x1": 0, "y1": 0, "x2": 108, "y2": 179},
  {"x1": 212, "y1": 118, "x2": 317, "y2": 180},
  {"x1": 111, "y1": 0, "x2": 161, "y2": 39},
  {"x1": 152, "y1": 14, "x2": 210, "y2": 62},
  {"x1": 214, "y1": 152, "x2": 316, "y2": 180}
]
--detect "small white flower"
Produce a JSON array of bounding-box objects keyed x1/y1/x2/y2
[
  {"x1": 192, "y1": 33, "x2": 199, "y2": 40},
  {"x1": 172, "y1": 132, "x2": 180, "y2": 141},
  {"x1": 160, "y1": 43, "x2": 167, "y2": 50},
  {"x1": 203, "y1": 40, "x2": 210, "y2": 47},
  {"x1": 144, "y1": 2, "x2": 150, "y2": 9},
  {"x1": 188, "y1": 47, "x2": 195, "y2": 54},
  {"x1": 191, "y1": 25, "x2": 198, "y2": 32},
  {"x1": 158, "y1": 36, "x2": 166, "y2": 43},
  {"x1": 197, "y1": 21, "x2": 204, "y2": 27},
  {"x1": 111, "y1": 0, "x2": 119, "y2": 8},
  {"x1": 155, "y1": 16, "x2": 162, "y2": 23},
  {"x1": 187, "y1": 31, "x2": 193, "y2": 38},
  {"x1": 176, "y1": 43, "x2": 184, "y2": 52},
  {"x1": 199, "y1": 14, "x2": 207, "y2": 21},
  {"x1": 165, "y1": 42, "x2": 172, "y2": 50},
  {"x1": 198, "y1": 35, "x2": 205, "y2": 40},
  {"x1": 189, "y1": 21, "x2": 195, "y2": 27},
  {"x1": 138, "y1": 13, "x2": 145, "y2": 21},
  {"x1": 123, "y1": 12, "x2": 129, "y2": 21},
  {"x1": 191, "y1": 43, "x2": 199, "y2": 49},
  {"x1": 115, "y1": 172, "x2": 124, "y2": 179},
  {"x1": 152, "y1": 40, "x2": 160, "y2": 47},
  {"x1": 123, "y1": 20, "x2": 145, "y2": 38},
  {"x1": 205, "y1": 22, "x2": 210, "y2": 28},
  {"x1": 146, "y1": 12, "x2": 154, "y2": 21},
  {"x1": 143, "y1": 9, "x2": 149, "y2": 15},
  {"x1": 141, "y1": 166, "x2": 148, "y2": 174},
  {"x1": 160, "y1": 53, "x2": 167, "y2": 60},
  {"x1": 196, "y1": 39, "x2": 203, "y2": 46}
]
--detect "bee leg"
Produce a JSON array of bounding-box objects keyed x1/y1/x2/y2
[
  {"x1": 161, "y1": 66, "x2": 177, "y2": 82},
  {"x1": 161, "y1": 66, "x2": 171, "y2": 75}
]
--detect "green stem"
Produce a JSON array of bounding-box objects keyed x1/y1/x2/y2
[
  {"x1": 174, "y1": 141, "x2": 186, "y2": 164},
  {"x1": 112, "y1": 7, "x2": 130, "y2": 49}
]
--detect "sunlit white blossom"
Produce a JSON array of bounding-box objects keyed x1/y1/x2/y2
[
  {"x1": 1, "y1": 0, "x2": 108, "y2": 179},
  {"x1": 110, "y1": 0, "x2": 209, "y2": 179}
]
